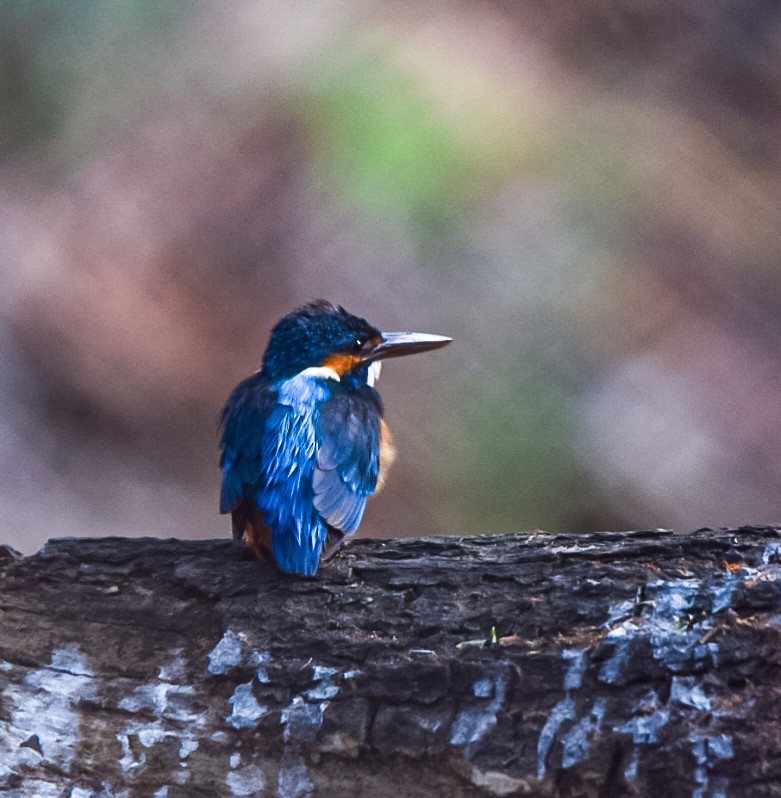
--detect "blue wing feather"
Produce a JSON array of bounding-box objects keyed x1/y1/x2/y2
[
  {"x1": 252, "y1": 375, "x2": 328, "y2": 575},
  {"x1": 219, "y1": 373, "x2": 272, "y2": 515},
  {"x1": 313, "y1": 386, "x2": 381, "y2": 535}
]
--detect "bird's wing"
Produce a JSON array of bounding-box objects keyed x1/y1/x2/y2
[
  {"x1": 219, "y1": 372, "x2": 274, "y2": 517},
  {"x1": 312, "y1": 387, "x2": 381, "y2": 535}
]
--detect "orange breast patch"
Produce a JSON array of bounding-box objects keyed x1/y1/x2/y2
[{"x1": 376, "y1": 419, "x2": 397, "y2": 492}]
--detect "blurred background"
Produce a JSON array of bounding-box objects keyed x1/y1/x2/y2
[{"x1": 2, "y1": 0, "x2": 781, "y2": 554}]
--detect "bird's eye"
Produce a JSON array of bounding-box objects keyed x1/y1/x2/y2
[{"x1": 351, "y1": 338, "x2": 364, "y2": 353}]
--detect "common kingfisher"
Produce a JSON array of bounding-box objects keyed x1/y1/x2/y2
[{"x1": 219, "y1": 300, "x2": 452, "y2": 576}]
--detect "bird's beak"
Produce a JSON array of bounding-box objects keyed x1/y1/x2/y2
[{"x1": 360, "y1": 331, "x2": 452, "y2": 364}]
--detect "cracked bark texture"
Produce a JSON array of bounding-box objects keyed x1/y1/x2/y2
[{"x1": 1, "y1": 527, "x2": 780, "y2": 798}]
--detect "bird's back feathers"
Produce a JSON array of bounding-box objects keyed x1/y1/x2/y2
[{"x1": 219, "y1": 370, "x2": 382, "y2": 575}]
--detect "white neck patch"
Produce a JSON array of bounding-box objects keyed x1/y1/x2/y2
[
  {"x1": 298, "y1": 362, "x2": 381, "y2": 386},
  {"x1": 299, "y1": 366, "x2": 341, "y2": 382},
  {"x1": 367, "y1": 361, "x2": 382, "y2": 387}
]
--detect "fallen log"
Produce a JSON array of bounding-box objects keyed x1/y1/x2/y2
[{"x1": 0, "y1": 527, "x2": 780, "y2": 797}]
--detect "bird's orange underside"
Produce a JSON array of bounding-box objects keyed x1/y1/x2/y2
[
  {"x1": 377, "y1": 418, "x2": 396, "y2": 491},
  {"x1": 243, "y1": 518, "x2": 272, "y2": 560}
]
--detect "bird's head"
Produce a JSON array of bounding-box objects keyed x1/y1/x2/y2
[{"x1": 262, "y1": 300, "x2": 451, "y2": 383}]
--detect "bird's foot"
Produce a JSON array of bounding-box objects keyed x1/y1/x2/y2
[
  {"x1": 321, "y1": 528, "x2": 348, "y2": 563},
  {"x1": 238, "y1": 541, "x2": 272, "y2": 562}
]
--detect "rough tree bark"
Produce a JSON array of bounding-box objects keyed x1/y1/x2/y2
[{"x1": 0, "y1": 527, "x2": 780, "y2": 798}]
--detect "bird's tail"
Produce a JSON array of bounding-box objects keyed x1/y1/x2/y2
[{"x1": 270, "y1": 519, "x2": 328, "y2": 577}]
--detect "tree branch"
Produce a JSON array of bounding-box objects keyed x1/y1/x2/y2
[{"x1": 0, "y1": 527, "x2": 780, "y2": 797}]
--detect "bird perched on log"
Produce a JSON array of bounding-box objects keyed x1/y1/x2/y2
[{"x1": 219, "y1": 300, "x2": 451, "y2": 576}]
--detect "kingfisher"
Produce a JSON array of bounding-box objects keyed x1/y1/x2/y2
[{"x1": 219, "y1": 300, "x2": 451, "y2": 576}]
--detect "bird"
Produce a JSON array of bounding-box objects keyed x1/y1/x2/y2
[{"x1": 218, "y1": 300, "x2": 452, "y2": 576}]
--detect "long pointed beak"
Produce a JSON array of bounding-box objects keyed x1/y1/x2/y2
[{"x1": 361, "y1": 331, "x2": 452, "y2": 364}]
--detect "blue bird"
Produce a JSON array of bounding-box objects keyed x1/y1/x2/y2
[{"x1": 219, "y1": 300, "x2": 451, "y2": 576}]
